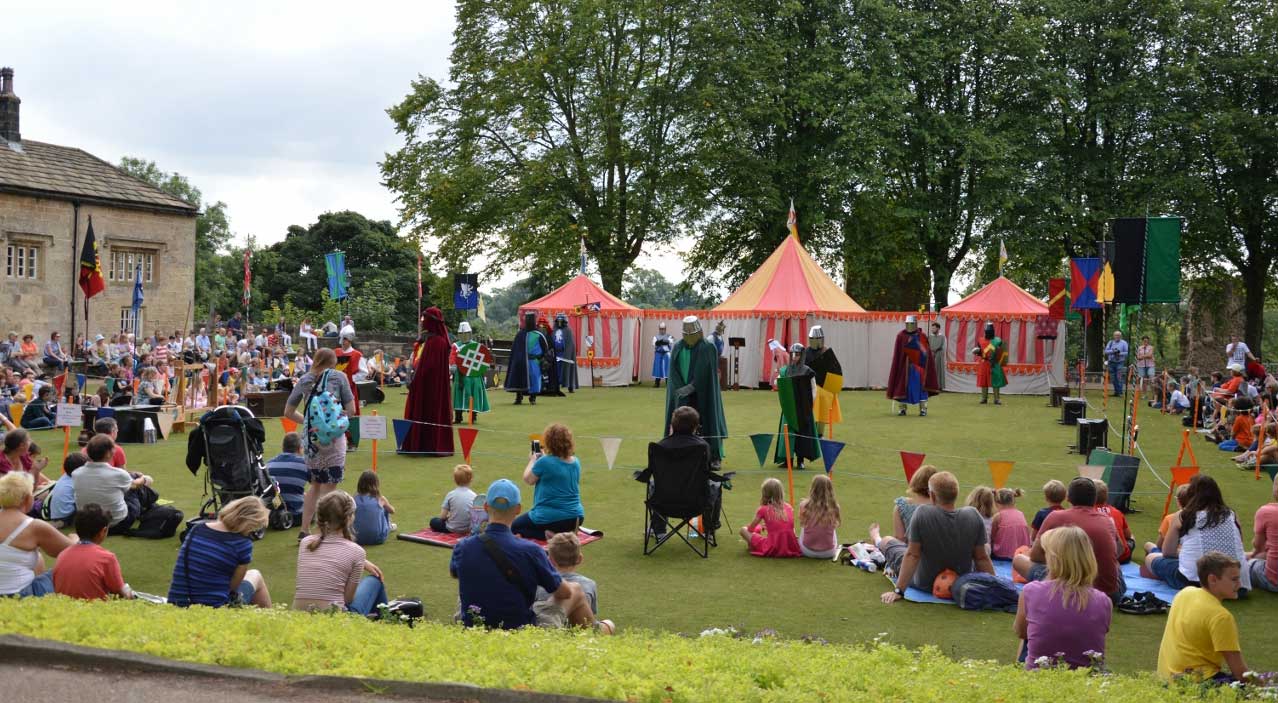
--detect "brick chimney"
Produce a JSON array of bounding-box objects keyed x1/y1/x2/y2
[{"x1": 0, "y1": 67, "x2": 20, "y2": 143}]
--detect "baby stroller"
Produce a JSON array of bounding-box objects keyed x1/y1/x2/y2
[{"x1": 185, "y1": 405, "x2": 293, "y2": 537}]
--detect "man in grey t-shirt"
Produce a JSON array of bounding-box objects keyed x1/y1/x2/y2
[{"x1": 873, "y1": 471, "x2": 993, "y2": 603}]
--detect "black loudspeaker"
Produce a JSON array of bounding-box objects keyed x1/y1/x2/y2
[
  {"x1": 1107, "y1": 455, "x2": 1140, "y2": 513},
  {"x1": 1061, "y1": 398, "x2": 1086, "y2": 425},
  {"x1": 1049, "y1": 386, "x2": 1069, "y2": 407},
  {"x1": 1075, "y1": 418, "x2": 1108, "y2": 456}
]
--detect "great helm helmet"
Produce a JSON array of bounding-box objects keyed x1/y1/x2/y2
[
  {"x1": 681, "y1": 316, "x2": 703, "y2": 346},
  {"x1": 808, "y1": 325, "x2": 825, "y2": 349}
]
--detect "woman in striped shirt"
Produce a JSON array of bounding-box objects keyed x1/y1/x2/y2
[
  {"x1": 168, "y1": 497, "x2": 272, "y2": 608},
  {"x1": 293, "y1": 491, "x2": 387, "y2": 615}
]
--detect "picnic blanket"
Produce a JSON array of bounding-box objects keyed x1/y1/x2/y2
[
  {"x1": 398, "y1": 526, "x2": 603, "y2": 550},
  {"x1": 901, "y1": 560, "x2": 1180, "y2": 607}
]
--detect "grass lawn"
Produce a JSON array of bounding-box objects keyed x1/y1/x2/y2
[{"x1": 62, "y1": 385, "x2": 1276, "y2": 674}]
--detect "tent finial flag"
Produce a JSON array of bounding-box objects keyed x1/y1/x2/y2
[
  {"x1": 787, "y1": 199, "x2": 798, "y2": 240},
  {"x1": 999, "y1": 239, "x2": 1008, "y2": 275}
]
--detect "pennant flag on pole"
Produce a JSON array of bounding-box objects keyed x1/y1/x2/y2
[
  {"x1": 280, "y1": 417, "x2": 298, "y2": 434},
  {"x1": 76, "y1": 374, "x2": 86, "y2": 391},
  {"x1": 325, "y1": 251, "x2": 349, "y2": 301},
  {"x1": 457, "y1": 427, "x2": 479, "y2": 463},
  {"x1": 1069, "y1": 258, "x2": 1101, "y2": 310},
  {"x1": 749, "y1": 433, "x2": 773, "y2": 467},
  {"x1": 786, "y1": 199, "x2": 799, "y2": 239},
  {"x1": 1047, "y1": 278, "x2": 1067, "y2": 320},
  {"x1": 392, "y1": 419, "x2": 412, "y2": 451},
  {"x1": 599, "y1": 437, "x2": 622, "y2": 470},
  {"x1": 52, "y1": 374, "x2": 66, "y2": 396},
  {"x1": 242, "y1": 248, "x2": 252, "y2": 307},
  {"x1": 998, "y1": 239, "x2": 1008, "y2": 274},
  {"x1": 819, "y1": 439, "x2": 845, "y2": 475},
  {"x1": 900, "y1": 451, "x2": 926, "y2": 482},
  {"x1": 105, "y1": 377, "x2": 115, "y2": 394},
  {"x1": 988, "y1": 460, "x2": 1015, "y2": 489},
  {"x1": 78, "y1": 216, "x2": 106, "y2": 322},
  {"x1": 453, "y1": 273, "x2": 479, "y2": 310}
]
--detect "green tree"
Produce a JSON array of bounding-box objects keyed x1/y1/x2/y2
[
  {"x1": 1155, "y1": 0, "x2": 1277, "y2": 352},
  {"x1": 382, "y1": 0, "x2": 709, "y2": 294},
  {"x1": 117, "y1": 157, "x2": 238, "y2": 316},
  {"x1": 866, "y1": 0, "x2": 1049, "y2": 308},
  {"x1": 624, "y1": 267, "x2": 718, "y2": 309},
  {"x1": 684, "y1": 0, "x2": 874, "y2": 290},
  {"x1": 258, "y1": 211, "x2": 438, "y2": 333}
]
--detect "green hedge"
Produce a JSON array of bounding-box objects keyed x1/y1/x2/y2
[{"x1": 0, "y1": 597, "x2": 1245, "y2": 702}]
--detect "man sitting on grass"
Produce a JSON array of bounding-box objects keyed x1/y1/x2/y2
[
  {"x1": 1157, "y1": 552, "x2": 1249, "y2": 682},
  {"x1": 265, "y1": 432, "x2": 308, "y2": 522},
  {"x1": 1014, "y1": 476, "x2": 1125, "y2": 603},
  {"x1": 875, "y1": 470, "x2": 993, "y2": 604},
  {"x1": 451, "y1": 478, "x2": 612, "y2": 633},
  {"x1": 52, "y1": 503, "x2": 133, "y2": 600}
]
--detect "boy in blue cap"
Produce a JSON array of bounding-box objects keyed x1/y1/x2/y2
[{"x1": 450, "y1": 478, "x2": 612, "y2": 633}]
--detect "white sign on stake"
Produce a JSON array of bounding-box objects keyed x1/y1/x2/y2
[
  {"x1": 55, "y1": 403, "x2": 83, "y2": 428},
  {"x1": 360, "y1": 415, "x2": 387, "y2": 440}
]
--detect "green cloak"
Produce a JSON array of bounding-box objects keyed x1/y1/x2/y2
[{"x1": 663, "y1": 338, "x2": 728, "y2": 460}]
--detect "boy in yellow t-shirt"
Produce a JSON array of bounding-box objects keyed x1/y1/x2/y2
[{"x1": 1157, "y1": 552, "x2": 1249, "y2": 681}]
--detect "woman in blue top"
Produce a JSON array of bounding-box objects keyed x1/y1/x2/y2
[
  {"x1": 512, "y1": 423, "x2": 584, "y2": 540},
  {"x1": 168, "y1": 496, "x2": 272, "y2": 608}
]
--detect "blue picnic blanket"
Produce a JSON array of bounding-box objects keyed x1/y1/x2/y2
[{"x1": 902, "y1": 560, "x2": 1180, "y2": 607}]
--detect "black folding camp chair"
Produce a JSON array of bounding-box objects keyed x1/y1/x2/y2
[{"x1": 636, "y1": 441, "x2": 733, "y2": 558}]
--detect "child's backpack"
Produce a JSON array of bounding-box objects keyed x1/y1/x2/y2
[
  {"x1": 952, "y1": 572, "x2": 1020, "y2": 613},
  {"x1": 469, "y1": 494, "x2": 488, "y2": 535},
  {"x1": 305, "y1": 370, "x2": 349, "y2": 446}
]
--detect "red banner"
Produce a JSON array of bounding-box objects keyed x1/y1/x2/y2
[{"x1": 1048, "y1": 278, "x2": 1066, "y2": 320}]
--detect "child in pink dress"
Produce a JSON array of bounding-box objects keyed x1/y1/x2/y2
[
  {"x1": 990, "y1": 488, "x2": 1032, "y2": 559},
  {"x1": 739, "y1": 478, "x2": 801, "y2": 558}
]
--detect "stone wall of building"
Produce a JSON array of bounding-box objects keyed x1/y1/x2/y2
[{"x1": 0, "y1": 192, "x2": 196, "y2": 343}]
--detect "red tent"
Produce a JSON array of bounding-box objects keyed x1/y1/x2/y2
[
  {"x1": 940, "y1": 276, "x2": 1062, "y2": 394},
  {"x1": 519, "y1": 275, "x2": 641, "y2": 386}
]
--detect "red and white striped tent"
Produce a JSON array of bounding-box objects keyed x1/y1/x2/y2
[
  {"x1": 519, "y1": 274, "x2": 641, "y2": 387},
  {"x1": 939, "y1": 276, "x2": 1065, "y2": 394}
]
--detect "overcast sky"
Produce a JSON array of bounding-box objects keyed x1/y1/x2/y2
[{"x1": 4, "y1": 0, "x2": 689, "y2": 289}]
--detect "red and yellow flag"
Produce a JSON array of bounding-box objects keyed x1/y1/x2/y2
[
  {"x1": 78, "y1": 216, "x2": 106, "y2": 300},
  {"x1": 786, "y1": 199, "x2": 798, "y2": 239}
]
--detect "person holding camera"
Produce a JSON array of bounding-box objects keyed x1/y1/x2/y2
[
  {"x1": 513, "y1": 423, "x2": 584, "y2": 540},
  {"x1": 1104, "y1": 331, "x2": 1129, "y2": 396}
]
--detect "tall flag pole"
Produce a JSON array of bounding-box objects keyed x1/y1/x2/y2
[
  {"x1": 242, "y1": 247, "x2": 252, "y2": 314},
  {"x1": 999, "y1": 239, "x2": 1008, "y2": 276},
  {"x1": 77, "y1": 215, "x2": 106, "y2": 327},
  {"x1": 131, "y1": 264, "x2": 145, "y2": 338},
  {"x1": 787, "y1": 199, "x2": 798, "y2": 239}
]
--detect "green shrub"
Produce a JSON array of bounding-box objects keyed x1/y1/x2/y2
[{"x1": 0, "y1": 598, "x2": 1245, "y2": 702}]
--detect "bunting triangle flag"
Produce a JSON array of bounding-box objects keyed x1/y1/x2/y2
[
  {"x1": 989, "y1": 460, "x2": 1015, "y2": 489},
  {"x1": 458, "y1": 427, "x2": 479, "y2": 463},
  {"x1": 749, "y1": 433, "x2": 773, "y2": 467},
  {"x1": 392, "y1": 419, "x2": 412, "y2": 451},
  {"x1": 280, "y1": 417, "x2": 298, "y2": 434},
  {"x1": 1265, "y1": 465, "x2": 1278, "y2": 483},
  {"x1": 900, "y1": 451, "x2": 926, "y2": 482},
  {"x1": 819, "y1": 439, "x2": 845, "y2": 475},
  {"x1": 52, "y1": 374, "x2": 66, "y2": 396},
  {"x1": 105, "y1": 378, "x2": 115, "y2": 394},
  {"x1": 77, "y1": 374, "x2": 87, "y2": 391},
  {"x1": 599, "y1": 437, "x2": 622, "y2": 470}
]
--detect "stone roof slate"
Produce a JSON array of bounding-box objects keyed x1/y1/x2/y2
[{"x1": 0, "y1": 139, "x2": 197, "y2": 213}]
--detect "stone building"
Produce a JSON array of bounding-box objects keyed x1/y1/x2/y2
[{"x1": 0, "y1": 67, "x2": 197, "y2": 345}]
